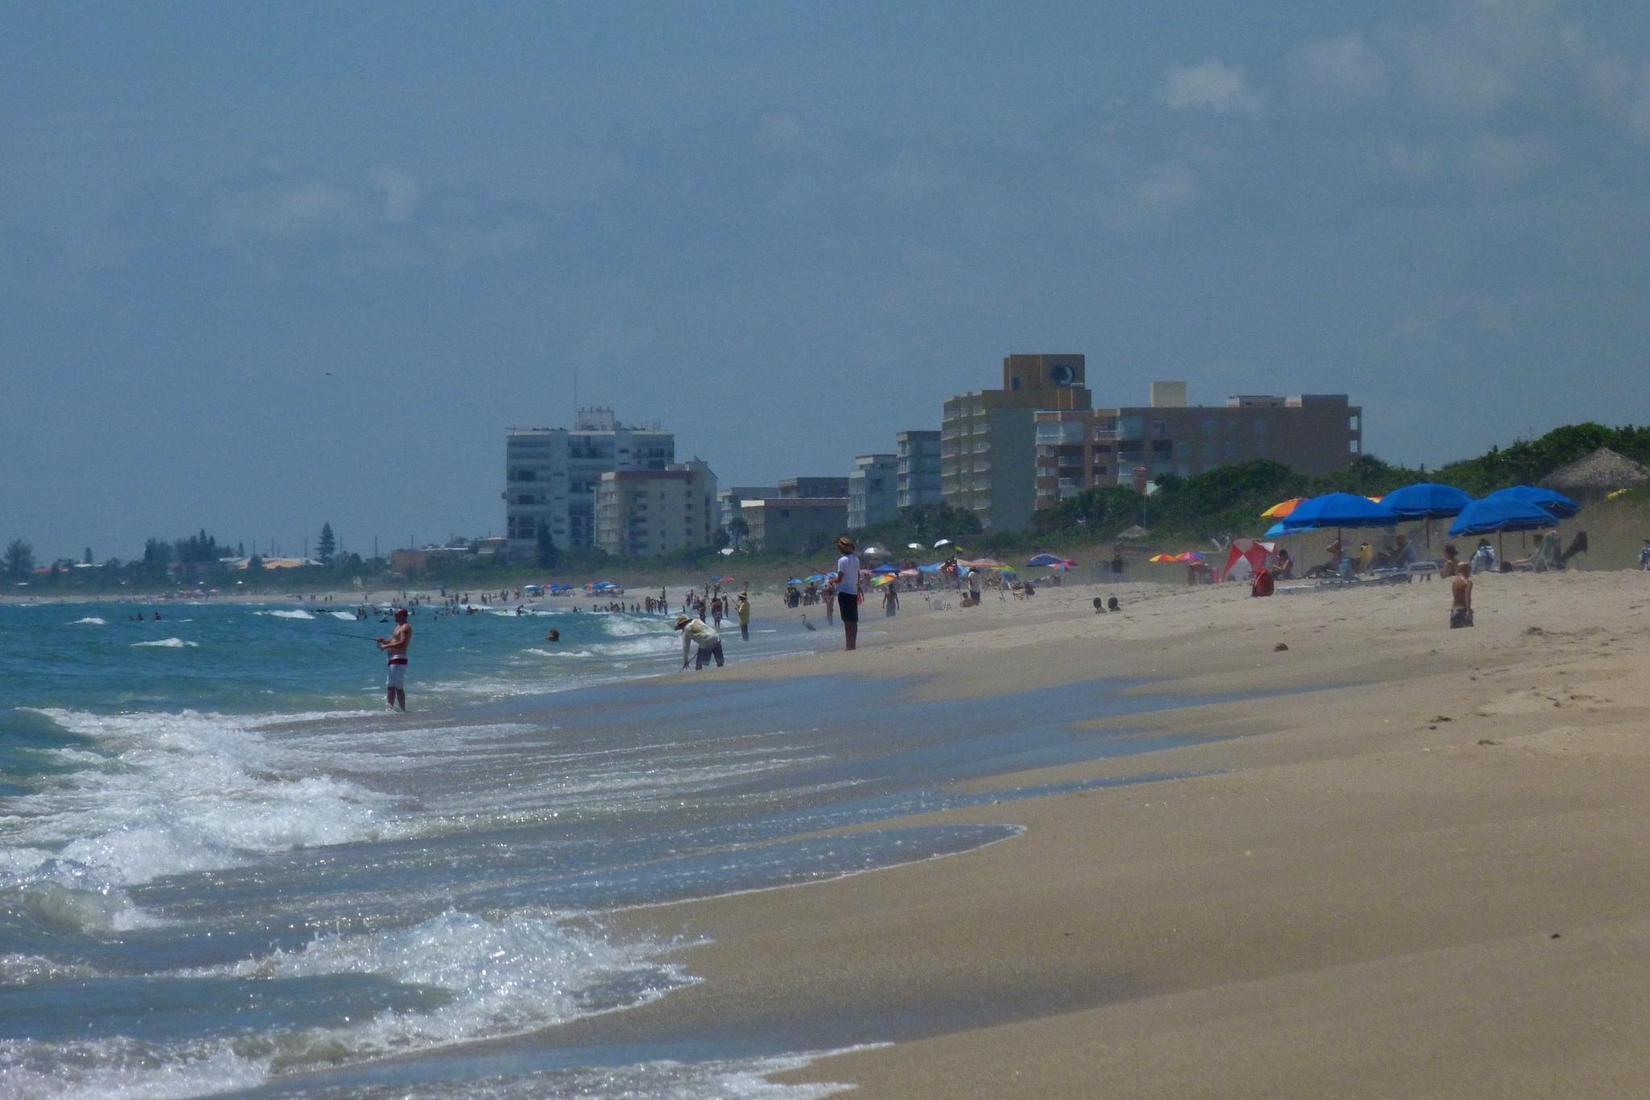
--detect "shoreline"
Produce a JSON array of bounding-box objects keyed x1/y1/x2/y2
[{"x1": 489, "y1": 569, "x2": 1650, "y2": 1097}]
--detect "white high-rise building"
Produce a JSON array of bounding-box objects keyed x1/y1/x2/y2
[{"x1": 505, "y1": 408, "x2": 674, "y2": 557}]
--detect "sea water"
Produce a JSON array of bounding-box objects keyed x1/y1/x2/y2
[{"x1": 0, "y1": 601, "x2": 1204, "y2": 1097}]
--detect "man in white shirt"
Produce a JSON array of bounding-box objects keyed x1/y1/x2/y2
[
  {"x1": 833, "y1": 535, "x2": 861, "y2": 651},
  {"x1": 675, "y1": 614, "x2": 724, "y2": 669}
]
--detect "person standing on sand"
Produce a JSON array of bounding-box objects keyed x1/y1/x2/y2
[
  {"x1": 1450, "y1": 562, "x2": 1474, "y2": 629},
  {"x1": 833, "y1": 535, "x2": 861, "y2": 650},
  {"x1": 736, "y1": 593, "x2": 751, "y2": 640},
  {"x1": 377, "y1": 608, "x2": 412, "y2": 710}
]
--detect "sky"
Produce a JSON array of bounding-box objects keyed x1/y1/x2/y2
[{"x1": 5, "y1": 1, "x2": 1649, "y2": 562}]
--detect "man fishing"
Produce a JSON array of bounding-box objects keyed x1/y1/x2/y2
[{"x1": 377, "y1": 608, "x2": 412, "y2": 710}]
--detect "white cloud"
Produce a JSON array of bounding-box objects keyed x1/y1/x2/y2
[
  {"x1": 1404, "y1": 33, "x2": 1517, "y2": 116},
  {"x1": 1586, "y1": 56, "x2": 1650, "y2": 142},
  {"x1": 209, "y1": 181, "x2": 369, "y2": 241},
  {"x1": 1293, "y1": 32, "x2": 1387, "y2": 101},
  {"x1": 1161, "y1": 59, "x2": 1265, "y2": 118},
  {"x1": 374, "y1": 167, "x2": 421, "y2": 223},
  {"x1": 1102, "y1": 162, "x2": 1198, "y2": 230},
  {"x1": 1458, "y1": 133, "x2": 1550, "y2": 187},
  {"x1": 1372, "y1": 138, "x2": 1445, "y2": 185}
]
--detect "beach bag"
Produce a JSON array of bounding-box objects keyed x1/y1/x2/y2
[{"x1": 1449, "y1": 607, "x2": 1474, "y2": 629}]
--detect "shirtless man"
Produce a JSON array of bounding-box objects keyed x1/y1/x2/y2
[
  {"x1": 377, "y1": 608, "x2": 412, "y2": 710},
  {"x1": 1450, "y1": 562, "x2": 1473, "y2": 629}
]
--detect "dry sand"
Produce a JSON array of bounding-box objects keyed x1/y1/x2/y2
[{"x1": 542, "y1": 568, "x2": 1650, "y2": 1097}]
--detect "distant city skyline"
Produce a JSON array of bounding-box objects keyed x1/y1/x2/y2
[{"x1": 6, "y1": 2, "x2": 1649, "y2": 561}]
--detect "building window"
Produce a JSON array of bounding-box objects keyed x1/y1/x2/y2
[{"x1": 1151, "y1": 420, "x2": 1166, "y2": 438}]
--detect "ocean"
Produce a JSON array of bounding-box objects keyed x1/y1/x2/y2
[{"x1": 0, "y1": 599, "x2": 1201, "y2": 1098}]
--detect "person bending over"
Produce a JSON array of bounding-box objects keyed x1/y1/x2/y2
[{"x1": 675, "y1": 614, "x2": 724, "y2": 669}]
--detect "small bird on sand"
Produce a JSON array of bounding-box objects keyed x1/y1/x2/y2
[{"x1": 801, "y1": 614, "x2": 816, "y2": 632}]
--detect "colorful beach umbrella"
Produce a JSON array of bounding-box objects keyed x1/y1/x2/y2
[
  {"x1": 1148, "y1": 553, "x2": 1178, "y2": 563},
  {"x1": 1261, "y1": 497, "x2": 1305, "y2": 519},
  {"x1": 1026, "y1": 553, "x2": 1075, "y2": 567}
]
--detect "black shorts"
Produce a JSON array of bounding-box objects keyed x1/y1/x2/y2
[{"x1": 837, "y1": 591, "x2": 859, "y2": 623}]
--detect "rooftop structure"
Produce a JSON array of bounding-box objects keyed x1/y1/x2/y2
[{"x1": 942, "y1": 354, "x2": 1091, "y2": 531}]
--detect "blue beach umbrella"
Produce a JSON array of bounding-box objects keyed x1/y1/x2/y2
[
  {"x1": 1281, "y1": 493, "x2": 1399, "y2": 572},
  {"x1": 1280, "y1": 493, "x2": 1399, "y2": 531},
  {"x1": 1381, "y1": 483, "x2": 1474, "y2": 518},
  {"x1": 1381, "y1": 482, "x2": 1475, "y2": 548},
  {"x1": 1484, "y1": 485, "x2": 1581, "y2": 520},
  {"x1": 1026, "y1": 553, "x2": 1064, "y2": 566},
  {"x1": 1448, "y1": 496, "x2": 1557, "y2": 537}
]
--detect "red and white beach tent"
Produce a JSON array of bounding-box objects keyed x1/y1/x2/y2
[{"x1": 1217, "y1": 539, "x2": 1275, "y2": 581}]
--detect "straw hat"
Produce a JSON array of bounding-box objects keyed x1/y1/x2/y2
[
  {"x1": 836, "y1": 535, "x2": 855, "y2": 552},
  {"x1": 673, "y1": 616, "x2": 690, "y2": 629}
]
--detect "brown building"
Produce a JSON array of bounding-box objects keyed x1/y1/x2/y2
[
  {"x1": 1034, "y1": 383, "x2": 1362, "y2": 509},
  {"x1": 594, "y1": 460, "x2": 718, "y2": 558},
  {"x1": 942, "y1": 354, "x2": 1092, "y2": 531},
  {"x1": 740, "y1": 497, "x2": 849, "y2": 554}
]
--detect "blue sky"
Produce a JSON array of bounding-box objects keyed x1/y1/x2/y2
[{"x1": 5, "y1": 1, "x2": 1649, "y2": 560}]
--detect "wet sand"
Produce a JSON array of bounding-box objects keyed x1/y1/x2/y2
[{"x1": 536, "y1": 570, "x2": 1650, "y2": 1097}]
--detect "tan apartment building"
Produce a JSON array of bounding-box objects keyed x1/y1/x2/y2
[
  {"x1": 740, "y1": 497, "x2": 849, "y2": 554},
  {"x1": 594, "y1": 460, "x2": 717, "y2": 559},
  {"x1": 941, "y1": 354, "x2": 1091, "y2": 531},
  {"x1": 1034, "y1": 383, "x2": 1361, "y2": 509}
]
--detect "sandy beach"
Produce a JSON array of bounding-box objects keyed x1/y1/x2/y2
[{"x1": 509, "y1": 568, "x2": 1650, "y2": 1097}]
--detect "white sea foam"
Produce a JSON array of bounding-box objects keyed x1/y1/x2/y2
[
  {"x1": 200, "y1": 909, "x2": 690, "y2": 1065},
  {"x1": 601, "y1": 616, "x2": 671, "y2": 637},
  {"x1": 590, "y1": 636, "x2": 677, "y2": 658},
  {"x1": 256, "y1": 609, "x2": 315, "y2": 620},
  {"x1": 303, "y1": 1051, "x2": 867, "y2": 1098},
  {"x1": 0, "y1": 1037, "x2": 270, "y2": 1100},
  {"x1": 0, "y1": 914, "x2": 851, "y2": 1100},
  {"x1": 0, "y1": 953, "x2": 98, "y2": 986},
  {"x1": 130, "y1": 638, "x2": 198, "y2": 648},
  {"x1": 68, "y1": 616, "x2": 106, "y2": 626},
  {"x1": 328, "y1": 611, "x2": 357, "y2": 620},
  {"x1": 523, "y1": 647, "x2": 595, "y2": 658},
  {"x1": 10, "y1": 709, "x2": 397, "y2": 886}
]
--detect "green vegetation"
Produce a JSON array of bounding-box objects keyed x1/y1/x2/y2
[{"x1": 1432, "y1": 423, "x2": 1650, "y2": 495}]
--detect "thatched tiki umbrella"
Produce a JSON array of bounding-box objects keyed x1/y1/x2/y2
[{"x1": 1538, "y1": 446, "x2": 1650, "y2": 502}]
